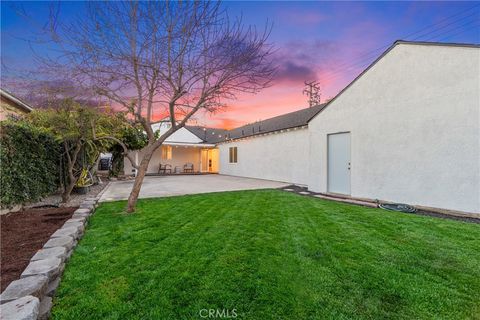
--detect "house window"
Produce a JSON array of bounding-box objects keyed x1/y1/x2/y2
[
  {"x1": 229, "y1": 147, "x2": 237, "y2": 163},
  {"x1": 162, "y1": 146, "x2": 172, "y2": 160}
]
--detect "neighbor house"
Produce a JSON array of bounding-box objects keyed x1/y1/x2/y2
[
  {"x1": 125, "y1": 40, "x2": 480, "y2": 214},
  {"x1": 0, "y1": 88, "x2": 34, "y2": 121}
]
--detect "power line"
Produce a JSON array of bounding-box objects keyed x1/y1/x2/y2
[
  {"x1": 323, "y1": 4, "x2": 480, "y2": 76},
  {"x1": 423, "y1": 19, "x2": 479, "y2": 42},
  {"x1": 438, "y1": 24, "x2": 480, "y2": 42},
  {"x1": 319, "y1": 4, "x2": 480, "y2": 85},
  {"x1": 411, "y1": 11, "x2": 479, "y2": 40},
  {"x1": 320, "y1": 19, "x2": 479, "y2": 85}
]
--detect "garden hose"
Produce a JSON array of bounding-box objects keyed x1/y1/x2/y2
[{"x1": 379, "y1": 203, "x2": 417, "y2": 213}]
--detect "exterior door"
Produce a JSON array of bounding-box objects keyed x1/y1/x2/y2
[
  {"x1": 208, "y1": 149, "x2": 219, "y2": 172},
  {"x1": 201, "y1": 149, "x2": 219, "y2": 173},
  {"x1": 327, "y1": 132, "x2": 351, "y2": 195},
  {"x1": 201, "y1": 149, "x2": 209, "y2": 172}
]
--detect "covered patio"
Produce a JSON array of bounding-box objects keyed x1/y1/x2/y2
[{"x1": 124, "y1": 142, "x2": 219, "y2": 176}]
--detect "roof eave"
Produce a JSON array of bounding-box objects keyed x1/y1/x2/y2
[
  {"x1": 217, "y1": 124, "x2": 308, "y2": 144},
  {"x1": 0, "y1": 89, "x2": 34, "y2": 112}
]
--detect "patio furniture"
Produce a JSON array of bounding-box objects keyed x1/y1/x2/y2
[
  {"x1": 158, "y1": 164, "x2": 172, "y2": 174},
  {"x1": 174, "y1": 166, "x2": 181, "y2": 174},
  {"x1": 184, "y1": 163, "x2": 194, "y2": 173}
]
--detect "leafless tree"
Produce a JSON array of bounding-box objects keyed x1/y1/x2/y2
[
  {"x1": 41, "y1": 1, "x2": 275, "y2": 212},
  {"x1": 2, "y1": 79, "x2": 105, "y2": 109}
]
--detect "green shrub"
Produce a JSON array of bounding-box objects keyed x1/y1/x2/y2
[{"x1": 0, "y1": 121, "x2": 61, "y2": 208}]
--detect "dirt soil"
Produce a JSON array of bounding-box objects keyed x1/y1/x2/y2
[{"x1": 1, "y1": 206, "x2": 77, "y2": 291}]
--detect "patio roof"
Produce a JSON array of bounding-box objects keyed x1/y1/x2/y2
[{"x1": 163, "y1": 141, "x2": 216, "y2": 148}]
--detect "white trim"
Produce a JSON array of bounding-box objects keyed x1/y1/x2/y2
[
  {"x1": 0, "y1": 89, "x2": 34, "y2": 112},
  {"x1": 163, "y1": 141, "x2": 216, "y2": 148}
]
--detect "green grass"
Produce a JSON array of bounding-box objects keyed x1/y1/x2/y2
[{"x1": 51, "y1": 190, "x2": 480, "y2": 320}]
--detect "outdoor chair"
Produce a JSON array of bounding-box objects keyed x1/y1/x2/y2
[
  {"x1": 184, "y1": 163, "x2": 194, "y2": 173},
  {"x1": 159, "y1": 163, "x2": 172, "y2": 174}
]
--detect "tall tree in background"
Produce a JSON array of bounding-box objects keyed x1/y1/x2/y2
[{"x1": 41, "y1": 1, "x2": 275, "y2": 212}]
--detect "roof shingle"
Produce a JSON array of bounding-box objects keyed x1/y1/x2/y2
[{"x1": 221, "y1": 104, "x2": 326, "y2": 141}]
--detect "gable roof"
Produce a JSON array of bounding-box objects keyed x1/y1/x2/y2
[
  {"x1": 221, "y1": 103, "x2": 327, "y2": 142},
  {"x1": 308, "y1": 40, "x2": 480, "y2": 123},
  {"x1": 185, "y1": 126, "x2": 229, "y2": 144},
  {"x1": 0, "y1": 88, "x2": 34, "y2": 113}
]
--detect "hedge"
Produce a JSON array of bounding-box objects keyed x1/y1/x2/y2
[{"x1": 0, "y1": 121, "x2": 61, "y2": 208}]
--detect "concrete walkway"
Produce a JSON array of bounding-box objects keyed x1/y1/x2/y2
[{"x1": 99, "y1": 174, "x2": 289, "y2": 202}]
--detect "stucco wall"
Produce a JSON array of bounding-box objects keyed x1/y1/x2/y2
[
  {"x1": 308, "y1": 43, "x2": 480, "y2": 213},
  {"x1": 219, "y1": 128, "x2": 310, "y2": 185},
  {"x1": 0, "y1": 97, "x2": 28, "y2": 121}
]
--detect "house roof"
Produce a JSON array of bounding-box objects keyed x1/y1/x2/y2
[
  {"x1": 0, "y1": 88, "x2": 34, "y2": 113},
  {"x1": 161, "y1": 41, "x2": 480, "y2": 145},
  {"x1": 185, "y1": 126, "x2": 229, "y2": 144},
  {"x1": 394, "y1": 40, "x2": 480, "y2": 49},
  {"x1": 220, "y1": 103, "x2": 327, "y2": 142},
  {"x1": 308, "y1": 40, "x2": 480, "y2": 123}
]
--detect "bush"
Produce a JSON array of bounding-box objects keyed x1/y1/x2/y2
[{"x1": 0, "y1": 121, "x2": 61, "y2": 208}]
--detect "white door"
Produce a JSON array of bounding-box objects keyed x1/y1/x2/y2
[
  {"x1": 327, "y1": 132, "x2": 351, "y2": 195},
  {"x1": 208, "y1": 149, "x2": 219, "y2": 172}
]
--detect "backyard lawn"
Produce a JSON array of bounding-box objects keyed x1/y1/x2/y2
[{"x1": 51, "y1": 190, "x2": 480, "y2": 320}]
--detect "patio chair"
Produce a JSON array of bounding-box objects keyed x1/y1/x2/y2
[
  {"x1": 158, "y1": 163, "x2": 172, "y2": 174},
  {"x1": 184, "y1": 163, "x2": 194, "y2": 173}
]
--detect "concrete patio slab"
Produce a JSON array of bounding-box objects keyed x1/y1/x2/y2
[{"x1": 100, "y1": 174, "x2": 288, "y2": 202}]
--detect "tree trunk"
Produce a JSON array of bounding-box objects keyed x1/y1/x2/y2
[
  {"x1": 61, "y1": 167, "x2": 77, "y2": 203},
  {"x1": 126, "y1": 148, "x2": 155, "y2": 213},
  {"x1": 61, "y1": 140, "x2": 82, "y2": 204},
  {"x1": 62, "y1": 180, "x2": 76, "y2": 203}
]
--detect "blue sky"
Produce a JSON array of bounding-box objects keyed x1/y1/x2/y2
[{"x1": 1, "y1": 1, "x2": 479, "y2": 128}]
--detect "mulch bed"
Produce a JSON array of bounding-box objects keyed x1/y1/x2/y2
[{"x1": 1, "y1": 206, "x2": 77, "y2": 291}]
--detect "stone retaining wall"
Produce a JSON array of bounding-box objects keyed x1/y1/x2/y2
[{"x1": 0, "y1": 196, "x2": 100, "y2": 320}]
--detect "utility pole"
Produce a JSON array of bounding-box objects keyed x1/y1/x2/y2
[{"x1": 303, "y1": 80, "x2": 321, "y2": 107}]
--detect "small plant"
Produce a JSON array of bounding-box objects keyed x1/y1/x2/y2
[{"x1": 76, "y1": 168, "x2": 93, "y2": 187}]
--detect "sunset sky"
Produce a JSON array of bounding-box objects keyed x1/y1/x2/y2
[{"x1": 1, "y1": 1, "x2": 479, "y2": 129}]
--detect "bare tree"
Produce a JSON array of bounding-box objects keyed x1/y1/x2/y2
[
  {"x1": 2, "y1": 79, "x2": 105, "y2": 109},
  {"x1": 41, "y1": 1, "x2": 274, "y2": 212}
]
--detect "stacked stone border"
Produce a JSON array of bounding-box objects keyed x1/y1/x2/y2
[{"x1": 0, "y1": 196, "x2": 101, "y2": 320}]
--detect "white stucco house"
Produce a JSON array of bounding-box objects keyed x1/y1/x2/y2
[
  {"x1": 123, "y1": 120, "x2": 227, "y2": 175},
  {"x1": 126, "y1": 40, "x2": 480, "y2": 214}
]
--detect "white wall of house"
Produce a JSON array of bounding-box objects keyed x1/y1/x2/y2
[
  {"x1": 219, "y1": 128, "x2": 310, "y2": 185},
  {"x1": 308, "y1": 43, "x2": 480, "y2": 213}
]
